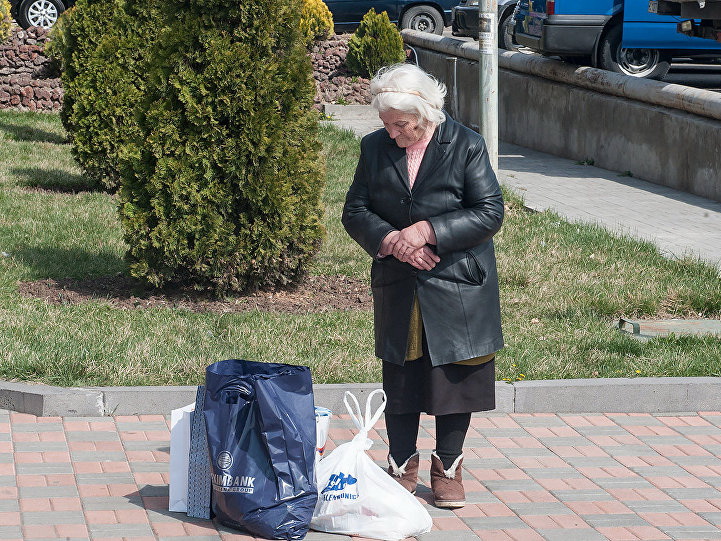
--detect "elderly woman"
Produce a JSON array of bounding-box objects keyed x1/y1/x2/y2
[{"x1": 342, "y1": 63, "x2": 504, "y2": 508}]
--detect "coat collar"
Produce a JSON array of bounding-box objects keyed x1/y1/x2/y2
[{"x1": 382, "y1": 112, "x2": 453, "y2": 193}]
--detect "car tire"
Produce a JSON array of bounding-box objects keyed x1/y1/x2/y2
[
  {"x1": 401, "y1": 5, "x2": 444, "y2": 35},
  {"x1": 599, "y1": 24, "x2": 670, "y2": 79},
  {"x1": 498, "y1": 11, "x2": 520, "y2": 52},
  {"x1": 16, "y1": 0, "x2": 65, "y2": 29}
]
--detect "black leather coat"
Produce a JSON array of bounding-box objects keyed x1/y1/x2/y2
[{"x1": 342, "y1": 113, "x2": 505, "y2": 367}]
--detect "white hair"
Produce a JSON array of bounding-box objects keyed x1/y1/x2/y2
[{"x1": 370, "y1": 63, "x2": 447, "y2": 126}]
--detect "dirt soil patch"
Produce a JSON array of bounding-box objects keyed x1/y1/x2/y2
[{"x1": 18, "y1": 274, "x2": 372, "y2": 314}]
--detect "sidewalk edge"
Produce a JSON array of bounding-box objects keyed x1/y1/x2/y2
[{"x1": 1, "y1": 377, "x2": 718, "y2": 416}]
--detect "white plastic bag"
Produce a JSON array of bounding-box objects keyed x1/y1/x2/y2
[
  {"x1": 168, "y1": 402, "x2": 195, "y2": 512},
  {"x1": 311, "y1": 390, "x2": 433, "y2": 541}
]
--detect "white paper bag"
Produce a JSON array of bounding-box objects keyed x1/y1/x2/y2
[
  {"x1": 311, "y1": 390, "x2": 433, "y2": 541},
  {"x1": 168, "y1": 402, "x2": 195, "y2": 512}
]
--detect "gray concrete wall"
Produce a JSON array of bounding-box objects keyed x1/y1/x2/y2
[{"x1": 403, "y1": 31, "x2": 721, "y2": 203}]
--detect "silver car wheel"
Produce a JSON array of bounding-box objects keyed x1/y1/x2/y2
[
  {"x1": 616, "y1": 45, "x2": 661, "y2": 78},
  {"x1": 27, "y1": 0, "x2": 59, "y2": 29}
]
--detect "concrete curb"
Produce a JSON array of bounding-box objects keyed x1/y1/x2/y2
[
  {"x1": 1, "y1": 377, "x2": 718, "y2": 416},
  {"x1": 512, "y1": 377, "x2": 721, "y2": 413}
]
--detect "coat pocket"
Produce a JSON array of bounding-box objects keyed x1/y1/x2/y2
[{"x1": 465, "y1": 250, "x2": 487, "y2": 286}]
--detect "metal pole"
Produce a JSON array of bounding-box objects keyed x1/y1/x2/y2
[
  {"x1": 446, "y1": 57, "x2": 459, "y2": 120},
  {"x1": 478, "y1": 0, "x2": 498, "y2": 172}
]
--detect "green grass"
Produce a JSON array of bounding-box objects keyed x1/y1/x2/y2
[
  {"x1": 1, "y1": 109, "x2": 720, "y2": 387},
  {"x1": 309, "y1": 125, "x2": 368, "y2": 278}
]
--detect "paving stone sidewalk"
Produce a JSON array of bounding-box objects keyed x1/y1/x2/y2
[{"x1": 3, "y1": 409, "x2": 721, "y2": 540}]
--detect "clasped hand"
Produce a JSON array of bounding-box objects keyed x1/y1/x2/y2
[{"x1": 381, "y1": 222, "x2": 440, "y2": 270}]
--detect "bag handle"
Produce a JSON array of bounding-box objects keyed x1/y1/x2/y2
[
  {"x1": 344, "y1": 391, "x2": 364, "y2": 431},
  {"x1": 343, "y1": 389, "x2": 386, "y2": 432}
]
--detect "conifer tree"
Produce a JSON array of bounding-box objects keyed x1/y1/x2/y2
[
  {"x1": 1, "y1": 0, "x2": 13, "y2": 43},
  {"x1": 346, "y1": 9, "x2": 406, "y2": 78},
  {"x1": 47, "y1": 0, "x2": 161, "y2": 190},
  {"x1": 118, "y1": 0, "x2": 325, "y2": 293}
]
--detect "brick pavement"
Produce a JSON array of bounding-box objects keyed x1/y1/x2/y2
[{"x1": 3, "y1": 409, "x2": 721, "y2": 540}]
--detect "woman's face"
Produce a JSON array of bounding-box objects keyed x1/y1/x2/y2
[{"x1": 379, "y1": 109, "x2": 427, "y2": 148}]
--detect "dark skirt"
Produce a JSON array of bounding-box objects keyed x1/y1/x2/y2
[{"x1": 382, "y1": 354, "x2": 496, "y2": 416}]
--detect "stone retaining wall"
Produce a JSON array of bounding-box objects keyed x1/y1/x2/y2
[
  {"x1": 1, "y1": 29, "x2": 366, "y2": 113},
  {"x1": 0, "y1": 27, "x2": 62, "y2": 112},
  {"x1": 311, "y1": 34, "x2": 371, "y2": 107}
]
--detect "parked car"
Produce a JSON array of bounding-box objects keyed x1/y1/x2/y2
[
  {"x1": 512, "y1": 0, "x2": 721, "y2": 79},
  {"x1": 452, "y1": 0, "x2": 520, "y2": 49},
  {"x1": 324, "y1": 0, "x2": 458, "y2": 34},
  {"x1": 10, "y1": 0, "x2": 73, "y2": 29}
]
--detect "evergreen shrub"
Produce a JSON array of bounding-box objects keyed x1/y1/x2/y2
[
  {"x1": 118, "y1": 0, "x2": 325, "y2": 294},
  {"x1": 46, "y1": 0, "x2": 162, "y2": 191},
  {"x1": 346, "y1": 9, "x2": 406, "y2": 78},
  {"x1": 0, "y1": 0, "x2": 11, "y2": 43},
  {"x1": 300, "y1": 0, "x2": 333, "y2": 43}
]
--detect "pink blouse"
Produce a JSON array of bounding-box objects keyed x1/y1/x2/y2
[{"x1": 405, "y1": 129, "x2": 434, "y2": 188}]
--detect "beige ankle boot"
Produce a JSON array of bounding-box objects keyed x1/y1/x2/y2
[
  {"x1": 387, "y1": 451, "x2": 419, "y2": 494},
  {"x1": 430, "y1": 451, "x2": 465, "y2": 508}
]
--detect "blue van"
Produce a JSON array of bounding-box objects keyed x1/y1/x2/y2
[{"x1": 513, "y1": 0, "x2": 721, "y2": 79}]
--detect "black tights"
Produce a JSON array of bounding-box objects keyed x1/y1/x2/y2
[{"x1": 386, "y1": 411, "x2": 471, "y2": 470}]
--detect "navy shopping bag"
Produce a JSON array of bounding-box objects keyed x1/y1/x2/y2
[{"x1": 203, "y1": 359, "x2": 318, "y2": 540}]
